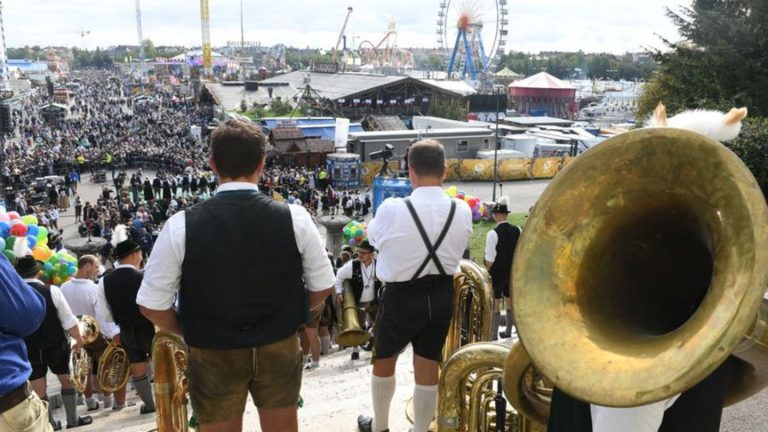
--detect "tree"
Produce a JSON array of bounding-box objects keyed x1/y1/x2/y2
[
  {"x1": 725, "y1": 118, "x2": 768, "y2": 199},
  {"x1": 142, "y1": 38, "x2": 158, "y2": 59},
  {"x1": 637, "y1": 0, "x2": 768, "y2": 118}
]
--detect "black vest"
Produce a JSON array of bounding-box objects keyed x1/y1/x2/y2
[
  {"x1": 104, "y1": 267, "x2": 152, "y2": 330},
  {"x1": 350, "y1": 260, "x2": 381, "y2": 304},
  {"x1": 180, "y1": 190, "x2": 305, "y2": 349},
  {"x1": 489, "y1": 223, "x2": 521, "y2": 283},
  {"x1": 24, "y1": 281, "x2": 68, "y2": 351}
]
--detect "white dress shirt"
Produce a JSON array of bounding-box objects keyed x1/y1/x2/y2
[
  {"x1": 61, "y1": 277, "x2": 120, "y2": 337},
  {"x1": 368, "y1": 186, "x2": 473, "y2": 282},
  {"x1": 591, "y1": 396, "x2": 680, "y2": 432},
  {"x1": 335, "y1": 259, "x2": 376, "y2": 303},
  {"x1": 24, "y1": 278, "x2": 78, "y2": 330},
  {"x1": 95, "y1": 264, "x2": 139, "y2": 338},
  {"x1": 136, "y1": 182, "x2": 335, "y2": 311}
]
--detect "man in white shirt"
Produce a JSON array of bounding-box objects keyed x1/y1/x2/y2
[
  {"x1": 16, "y1": 255, "x2": 91, "y2": 430},
  {"x1": 137, "y1": 120, "x2": 335, "y2": 432},
  {"x1": 334, "y1": 241, "x2": 380, "y2": 362},
  {"x1": 60, "y1": 255, "x2": 119, "y2": 410},
  {"x1": 358, "y1": 139, "x2": 473, "y2": 432}
]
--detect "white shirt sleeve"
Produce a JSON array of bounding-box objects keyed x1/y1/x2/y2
[
  {"x1": 485, "y1": 229, "x2": 498, "y2": 263},
  {"x1": 95, "y1": 277, "x2": 120, "y2": 338},
  {"x1": 334, "y1": 260, "x2": 354, "y2": 294},
  {"x1": 289, "y1": 205, "x2": 336, "y2": 292},
  {"x1": 137, "y1": 211, "x2": 186, "y2": 311},
  {"x1": 590, "y1": 396, "x2": 680, "y2": 432},
  {"x1": 49, "y1": 286, "x2": 78, "y2": 330}
]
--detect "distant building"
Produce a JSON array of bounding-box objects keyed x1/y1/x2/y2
[
  {"x1": 347, "y1": 128, "x2": 494, "y2": 161},
  {"x1": 268, "y1": 126, "x2": 335, "y2": 167},
  {"x1": 508, "y1": 72, "x2": 577, "y2": 118}
]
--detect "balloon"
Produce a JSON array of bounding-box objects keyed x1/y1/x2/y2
[
  {"x1": 43, "y1": 262, "x2": 53, "y2": 272},
  {"x1": 5, "y1": 236, "x2": 15, "y2": 250},
  {"x1": 0, "y1": 205, "x2": 5, "y2": 213},
  {"x1": 9, "y1": 224, "x2": 28, "y2": 237},
  {"x1": 37, "y1": 237, "x2": 48, "y2": 246},
  {"x1": 26, "y1": 225, "x2": 39, "y2": 237},
  {"x1": 2, "y1": 249, "x2": 15, "y2": 262},
  {"x1": 7, "y1": 211, "x2": 20, "y2": 221},
  {"x1": 348, "y1": 238, "x2": 355, "y2": 246},
  {"x1": 0, "y1": 238, "x2": 4, "y2": 251},
  {"x1": 446, "y1": 186, "x2": 458, "y2": 197},
  {"x1": 0, "y1": 221, "x2": 9, "y2": 238},
  {"x1": 36, "y1": 227, "x2": 48, "y2": 241},
  {"x1": 52, "y1": 276, "x2": 62, "y2": 286},
  {"x1": 0, "y1": 212, "x2": 9, "y2": 223},
  {"x1": 35, "y1": 246, "x2": 53, "y2": 262},
  {"x1": 26, "y1": 235, "x2": 36, "y2": 249},
  {"x1": 67, "y1": 266, "x2": 76, "y2": 276},
  {"x1": 21, "y1": 215, "x2": 37, "y2": 226}
]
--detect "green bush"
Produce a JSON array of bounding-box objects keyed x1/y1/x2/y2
[{"x1": 725, "y1": 117, "x2": 768, "y2": 199}]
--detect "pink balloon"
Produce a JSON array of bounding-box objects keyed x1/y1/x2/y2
[
  {"x1": 7, "y1": 211, "x2": 20, "y2": 221},
  {"x1": 0, "y1": 212, "x2": 9, "y2": 223}
]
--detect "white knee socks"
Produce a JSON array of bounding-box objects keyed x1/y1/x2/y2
[
  {"x1": 413, "y1": 384, "x2": 438, "y2": 432},
  {"x1": 371, "y1": 375, "x2": 396, "y2": 432}
]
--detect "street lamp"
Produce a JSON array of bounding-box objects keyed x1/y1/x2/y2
[{"x1": 492, "y1": 87, "x2": 502, "y2": 201}]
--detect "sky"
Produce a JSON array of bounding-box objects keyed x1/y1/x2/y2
[{"x1": 2, "y1": 0, "x2": 692, "y2": 54}]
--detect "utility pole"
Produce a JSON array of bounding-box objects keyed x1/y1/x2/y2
[
  {"x1": 135, "y1": 0, "x2": 145, "y2": 84},
  {"x1": 492, "y1": 87, "x2": 501, "y2": 201},
  {"x1": 0, "y1": 1, "x2": 10, "y2": 91},
  {"x1": 240, "y1": 0, "x2": 245, "y2": 55}
]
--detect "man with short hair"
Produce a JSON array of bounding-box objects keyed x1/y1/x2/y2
[
  {"x1": 484, "y1": 197, "x2": 522, "y2": 339},
  {"x1": 358, "y1": 139, "x2": 473, "y2": 432},
  {"x1": 60, "y1": 255, "x2": 120, "y2": 410},
  {"x1": 138, "y1": 120, "x2": 335, "y2": 432},
  {"x1": 17, "y1": 256, "x2": 92, "y2": 430}
]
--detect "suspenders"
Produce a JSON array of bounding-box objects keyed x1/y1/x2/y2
[{"x1": 403, "y1": 198, "x2": 457, "y2": 281}]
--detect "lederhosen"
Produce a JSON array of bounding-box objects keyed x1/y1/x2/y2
[
  {"x1": 24, "y1": 281, "x2": 71, "y2": 380},
  {"x1": 348, "y1": 259, "x2": 382, "y2": 329},
  {"x1": 372, "y1": 199, "x2": 457, "y2": 362},
  {"x1": 488, "y1": 223, "x2": 522, "y2": 299},
  {"x1": 103, "y1": 268, "x2": 155, "y2": 364}
]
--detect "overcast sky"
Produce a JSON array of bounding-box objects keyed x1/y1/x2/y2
[{"x1": 3, "y1": 0, "x2": 691, "y2": 54}]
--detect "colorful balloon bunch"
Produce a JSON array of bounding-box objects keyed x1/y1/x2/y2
[
  {"x1": 40, "y1": 251, "x2": 78, "y2": 286},
  {"x1": 343, "y1": 221, "x2": 368, "y2": 247},
  {"x1": 0, "y1": 207, "x2": 53, "y2": 263},
  {"x1": 444, "y1": 186, "x2": 489, "y2": 222}
]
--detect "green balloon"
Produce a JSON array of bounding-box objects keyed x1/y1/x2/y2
[
  {"x1": 36, "y1": 227, "x2": 48, "y2": 241},
  {"x1": 2, "y1": 249, "x2": 15, "y2": 263},
  {"x1": 5, "y1": 236, "x2": 15, "y2": 250}
]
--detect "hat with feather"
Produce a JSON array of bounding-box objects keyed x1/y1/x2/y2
[
  {"x1": 13, "y1": 240, "x2": 40, "y2": 279},
  {"x1": 112, "y1": 224, "x2": 141, "y2": 260},
  {"x1": 492, "y1": 196, "x2": 511, "y2": 214}
]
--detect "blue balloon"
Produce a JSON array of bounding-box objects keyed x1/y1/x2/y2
[
  {"x1": 27, "y1": 225, "x2": 39, "y2": 237},
  {"x1": 0, "y1": 237, "x2": 5, "y2": 251},
  {"x1": 26, "y1": 235, "x2": 37, "y2": 248},
  {"x1": 44, "y1": 262, "x2": 53, "y2": 272}
]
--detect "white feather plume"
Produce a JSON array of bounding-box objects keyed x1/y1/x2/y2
[
  {"x1": 646, "y1": 104, "x2": 748, "y2": 142},
  {"x1": 111, "y1": 224, "x2": 129, "y2": 247},
  {"x1": 13, "y1": 236, "x2": 31, "y2": 259},
  {"x1": 498, "y1": 196, "x2": 510, "y2": 207}
]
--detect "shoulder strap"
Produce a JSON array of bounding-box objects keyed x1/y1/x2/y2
[{"x1": 404, "y1": 198, "x2": 457, "y2": 280}]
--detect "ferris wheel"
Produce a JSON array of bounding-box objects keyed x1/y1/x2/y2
[{"x1": 436, "y1": 0, "x2": 509, "y2": 80}]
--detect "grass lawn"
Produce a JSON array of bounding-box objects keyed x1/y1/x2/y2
[{"x1": 467, "y1": 213, "x2": 528, "y2": 264}]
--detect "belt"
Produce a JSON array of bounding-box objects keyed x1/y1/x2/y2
[{"x1": 0, "y1": 383, "x2": 31, "y2": 415}]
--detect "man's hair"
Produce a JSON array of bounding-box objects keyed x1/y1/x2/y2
[
  {"x1": 78, "y1": 255, "x2": 98, "y2": 267},
  {"x1": 209, "y1": 120, "x2": 267, "y2": 178},
  {"x1": 408, "y1": 139, "x2": 446, "y2": 178}
]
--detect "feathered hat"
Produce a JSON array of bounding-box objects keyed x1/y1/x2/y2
[
  {"x1": 492, "y1": 196, "x2": 511, "y2": 214},
  {"x1": 111, "y1": 224, "x2": 141, "y2": 260}
]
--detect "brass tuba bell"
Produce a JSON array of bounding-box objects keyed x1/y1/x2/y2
[
  {"x1": 335, "y1": 280, "x2": 372, "y2": 347},
  {"x1": 153, "y1": 330, "x2": 189, "y2": 432},
  {"x1": 508, "y1": 127, "x2": 768, "y2": 409}
]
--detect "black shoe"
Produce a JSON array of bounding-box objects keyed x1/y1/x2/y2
[
  {"x1": 357, "y1": 415, "x2": 388, "y2": 432},
  {"x1": 68, "y1": 416, "x2": 93, "y2": 428},
  {"x1": 51, "y1": 420, "x2": 62, "y2": 431},
  {"x1": 351, "y1": 351, "x2": 360, "y2": 361},
  {"x1": 499, "y1": 331, "x2": 510, "y2": 338},
  {"x1": 362, "y1": 340, "x2": 373, "y2": 352},
  {"x1": 140, "y1": 404, "x2": 156, "y2": 415}
]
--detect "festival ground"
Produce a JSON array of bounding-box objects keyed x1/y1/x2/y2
[{"x1": 46, "y1": 173, "x2": 768, "y2": 431}]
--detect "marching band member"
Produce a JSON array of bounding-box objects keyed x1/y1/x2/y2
[
  {"x1": 95, "y1": 229, "x2": 156, "y2": 414},
  {"x1": 60, "y1": 255, "x2": 119, "y2": 410},
  {"x1": 334, "y1": 240, "x2": 380, "y2": 361},
  {"x1": 483, "y1": 197, "x2": 522, "y2": 339},
  {"x1": 357, "y1": 139, "x2": 473, "y2": 432},
  {"x1": 16, "y1": 256, "x2": 92, "y2": 430},
  {"x1": 137, "y1": 120, "x2": 335, "y2": 432},
  {"x1": 0, "y1": 254, "x2": 49, "y2": 432}
]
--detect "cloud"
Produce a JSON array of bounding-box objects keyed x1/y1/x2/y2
[{"x1": 1, "y1": 0, "x2": 690, "y2": 53}]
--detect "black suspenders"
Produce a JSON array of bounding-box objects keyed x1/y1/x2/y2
[{"x1": 403, "y1": 198, "x2": 457, "y2": 281}]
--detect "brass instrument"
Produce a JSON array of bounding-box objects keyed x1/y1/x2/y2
[
  {"x1": 153, "y1": 331, "x2": 189, "y2": 432},
  {"x1": 410, "y1": 259, "x2": 496, "y2": 429},
  {"x1": 70, "y1": 316, "x2": 101, "y2": 394},
  {"x1": 98, "y1": 341, "x2": 131, "y2": 393},
  {"x1": 335, "y1": 280, "x2": 372, "y2": 347},
  {"x1": 504, "y1": 128, "x2": 768, "y2": 414}
]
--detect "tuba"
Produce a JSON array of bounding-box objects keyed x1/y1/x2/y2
[
  {"x1": 153, "y1": 330, "x2": 189, "y2": 432},
  {"x1": 335, "y1": 280, "x2": 372, "y2": 347},
  {"x1": 503, "y1": 128, "x2": 768, "y2": 417},
  {"x1": 98, "y1": 341, "x2": 131, "y2": 393}
]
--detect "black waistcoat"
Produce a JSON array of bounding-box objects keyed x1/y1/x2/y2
[
  {"x1": 489, "y1": 223, "x2": 521, "y2": 283},
  {"x1": 104, "y1": 267, "x2": 152, "y2": 330},
  {"x1": 24, "y1": 281, "x2": 68, "y2": 351},
  {"x1": 180, "y1": 190, "x2": 305, "y2": 349},
  {"x1": 349, "y1": 260, "x2": 381, "y2": 304}
]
